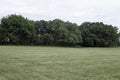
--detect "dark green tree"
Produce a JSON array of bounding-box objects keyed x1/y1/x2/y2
[
  {"x1": 35, "y1": 20, "x2": 54, "y2": 45},
  {"x1": 0, "y1": 14, "x2": 119, "y2": 47},
  {"x1": 0, "y1": 14, "x2": 35, "y2": 45},
  {"x1": 80, "y1": 22, "x2": 119, "y2": 47}
]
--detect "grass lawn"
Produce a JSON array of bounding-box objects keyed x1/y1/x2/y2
[{"x1": 0, "y1": 46, "x2": 120, "y2": 80}]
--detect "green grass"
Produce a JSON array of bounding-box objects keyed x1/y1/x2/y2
[{"x1": 0, "y1": 46, "x2": 120, "y2": 80}]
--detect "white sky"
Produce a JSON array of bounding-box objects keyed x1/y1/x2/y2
[{"x1": 0, "y1": 0, "x2": 120, "y2": 29}]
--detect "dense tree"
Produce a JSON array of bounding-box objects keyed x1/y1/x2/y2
[
  {"x1": 35, "y1": 19, "x2": 82, "y2": 46},
  {"x1": 63, "y1": 22, "x2": 82, "y2": 46},
  {"x1": 0, "y1": 14, "x2": 119, "y2": 47},
  {"x1": 80, "y1": 22, "x2": 119, "y2": 47},
  {"x1": 118, "y1": 32, "x2": 120, "y2": 46},
  {"x1": 0, "y1": 14, "x2": 35, "y2": 45},
  {"x1": 35, "y1": 20, "x2": 55, "y2": 45}
]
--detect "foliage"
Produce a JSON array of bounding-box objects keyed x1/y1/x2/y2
[
  {"x1": 79, "y1": 22, "x2": 119, "y2": 47},
  {"x1": 0, "y1": 14, "x2": 119, "y2": 47},
  {"x1": 0, "y1": 14, "x2": 35, "y2": 45},
  {"x1": 35, "y1": 19, "x2": 82, "y2": 46}
]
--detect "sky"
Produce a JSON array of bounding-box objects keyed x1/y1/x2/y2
[{"x1": 0, "y1": 0, "x2": 120, "y2": 30}]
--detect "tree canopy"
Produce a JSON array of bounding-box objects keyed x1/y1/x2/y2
[
  {"x1": 79, "y1": 22, "x2": 119, "y2": 47},
  {"x1": 0, "y1": 14, "x2": 119, "y2": 47}
]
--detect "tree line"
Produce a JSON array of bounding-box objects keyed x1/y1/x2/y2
[{"x1": 0, "y1": 14, "x2": 119, "y2": 47}]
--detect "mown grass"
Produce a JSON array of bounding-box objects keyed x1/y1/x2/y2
[{"x1": 0, "y1": 46, "x2": 120, "y2": 80}]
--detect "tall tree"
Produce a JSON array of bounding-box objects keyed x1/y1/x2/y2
[
  {"x1": 80, "y1": 22, "x2": 119, "y2": 47},
  {"x1": 0, "y1": 14, "x2": 35, "y2": 45},
  {"x1": 35, "y1": 20, "x2": 54, "y2": 45}
]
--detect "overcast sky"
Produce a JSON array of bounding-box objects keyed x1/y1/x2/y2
[{"x1": 0, "y1": 0, "x2": 120, "y2": 29}]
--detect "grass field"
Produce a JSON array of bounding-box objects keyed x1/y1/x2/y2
[{"x1": 0, "y1": 46, "x2": 120, "y2": 80}]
